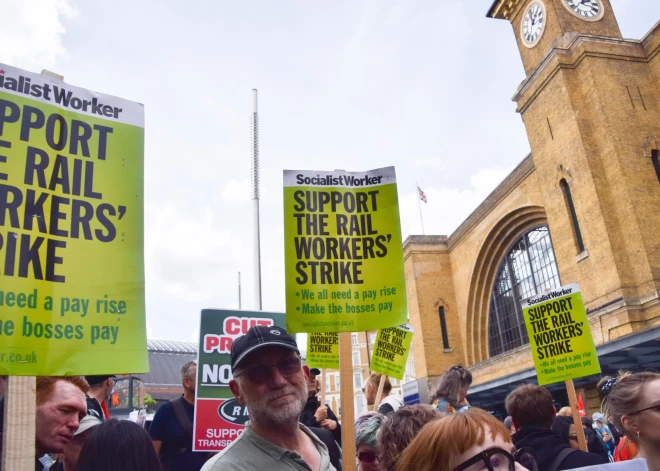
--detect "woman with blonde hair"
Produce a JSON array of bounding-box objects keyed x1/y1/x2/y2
[
  {"x1": 396, "y1": 408, "x2": 536, "y2": 471},
  {"x1": 602, "y1": 371, "x2": 660, "y2": 470}
]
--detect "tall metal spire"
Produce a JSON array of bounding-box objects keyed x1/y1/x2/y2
[{"x1": 251, "y1": 89, "x2": 262, "y2": 310}]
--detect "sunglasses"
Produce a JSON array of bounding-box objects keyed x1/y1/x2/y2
[
  {"x1": 234, "y1": 355, "x2": 302, "y2": 384},
  {"x1": 455, "y1": 447, "x2": 537, "y2": 471},
  {"x1": 569, "y1": 436, "x2": 578, "y2": 442},
  {"x1": 630, "y1": 403, "x2": 660, "y2": 415},
  {"x1": 357, "y1": 451, "x2": 378, "y2": 464}
]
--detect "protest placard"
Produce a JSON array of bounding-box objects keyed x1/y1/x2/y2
[
  {"x1": 283, "y1": 167, "x2": 406, "y2": 333},
  {"x1": 0, "y1": 64, "x2": 146, "y2": 375},
  {"x1": 370, "y1": 324, "x2": 413, "y2": 380},
  {"x1": 306, "y1": 332, "x2": 339, "y2": 369},
  {"x1": 521, "y1": 283, "x2": 600, "y2": 385},
  {"x1": 193, "y1": 309, "x2": 286, "y2": 452}
]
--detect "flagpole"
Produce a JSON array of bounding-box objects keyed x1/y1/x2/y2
[{"x1": 416, "y1": 182, "x2": 425, "y2": 235}]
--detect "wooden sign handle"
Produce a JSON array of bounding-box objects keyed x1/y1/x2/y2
[
  {"x1": 320, "y1": 369, "x2": 326, "y2": 406},
  {"x1": 373, "y1": 374, "x2": 387, "y2": 408},
  {"x1": 566, "y1": 379, "x2": 588, "y2": 452},
  {"x1": 2, "y1": 376, "x2": 36, "y2": 471},
  {"x1": 339, "y1": 332, "x2": 356, "y2": 471}
]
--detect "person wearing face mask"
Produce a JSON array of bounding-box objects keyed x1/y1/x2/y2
[
  {"x1": 395, "y1": 407, "x2": 537, "y2": 471},
  {"x1": 430, "y1": 365, "x2": 472, "y2": 413},
  {"x1": 602, "y1": 371, "x2": 660, "y2": 471}
]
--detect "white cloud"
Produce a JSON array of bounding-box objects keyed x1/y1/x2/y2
[
  {"x1": 221, "y1": 179, "x2": 251, "y2": 202},
  {"x1": 0, "y1": 0, "x2": 77, "y2": 69},
  {"x1": 400, "y1": 166, "x2": 514, "y2": 238},
  {"x1": 413, "y1": 158, "x2": 448, "y2": 171}
]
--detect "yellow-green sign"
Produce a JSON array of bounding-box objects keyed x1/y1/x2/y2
[
  {"x1": 0, "y1": 63, "x2": 146, "y2": 375},
  {"x1": 283, "y1": 167, "x2": 407, "y2": 333},
  {"x1": 306, "y1": 332, "x2": 339, "y2": 369},
  {"x1": 521, "y1": 283, "x2": 600, "y2": 385},
  {"x1": 371, "y1": 324, "x2": 413, "y2": 380}
]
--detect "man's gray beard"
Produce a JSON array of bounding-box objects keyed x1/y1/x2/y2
[{"x1": 246, "y1": 382, "x2": 307, "y2": 426}]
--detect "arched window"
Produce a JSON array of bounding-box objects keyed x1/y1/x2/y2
[
  {"x1": 559, "y1": 179, "x2": 585, "y2": 253},
  {"x1": 488, "y1": 226, "x2": 560, "y2": 356},
  {"x1": 652, "y1": 149, "x2": 660, "y2": 184}
]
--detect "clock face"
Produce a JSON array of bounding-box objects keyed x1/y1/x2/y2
[
  {"x1": 563, "y1": 0, "x2": 604, "y2": 21},
  {"x1": 521, "y1": 2, "x2": 546, "y2": 48}
]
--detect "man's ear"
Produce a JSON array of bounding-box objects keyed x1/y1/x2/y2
[
  {"x1": 229, "y1": 379, "x2": 245, "y2": 405},
  {"x1": 511, "y1": 417, "x2": 521, "y2": 430},
  {"x1": 303, "y1": 365, "x2": 310, "y2": 379}
]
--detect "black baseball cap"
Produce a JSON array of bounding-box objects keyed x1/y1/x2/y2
[
  {"x1": 230, "y1": 326, "x2": 300, "y2": 372},
  {"x1": 309, "y1": 368, "x2": 321, "y2": 375},
  {"x1": 85, "y1": 375, "x2": 115, "y2": 386}
]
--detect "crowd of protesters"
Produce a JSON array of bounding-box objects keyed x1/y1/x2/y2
[{"x1": 1, "y1": 327, "x2": 659, "y2": 471}]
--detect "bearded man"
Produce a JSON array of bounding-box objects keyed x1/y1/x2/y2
[{"x1": 201, "y1": 326, "x2": 338, "y2": 471}]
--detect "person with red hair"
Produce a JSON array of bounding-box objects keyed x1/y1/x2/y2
[{"x1": 396, "y1": 408, "x2": 537, "y2": 471}]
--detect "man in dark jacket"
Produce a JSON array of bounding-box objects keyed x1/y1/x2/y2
[
  {"x1": 506, "y1": 384, "x2": 607, "y2": 471},
  {"x1": 299, "y1": 369, "x2": 342, "y2": 446}
]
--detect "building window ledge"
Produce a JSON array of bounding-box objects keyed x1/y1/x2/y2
[{"x1": 576, "y1": 250, "x2": 589, "y2": 263}]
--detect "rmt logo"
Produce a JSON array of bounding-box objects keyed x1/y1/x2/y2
[{"x1": 218, "y1": 398, "x2": 249, "y2": 425}]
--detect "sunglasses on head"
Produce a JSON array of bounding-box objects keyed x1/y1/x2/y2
[
  {"x1": 455, "y1": 447, "x2": 537, "y2": 471},
  {"x1": 233, "y1": 355, "x2": 302, "y2": 384},
  {"x1": 357, "y1": 451, "x2": 378, "y2": 464}
]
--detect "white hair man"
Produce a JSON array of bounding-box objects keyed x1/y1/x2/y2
[{"x1": 201, "y1": 326, "x2": 338, "y2": 471}]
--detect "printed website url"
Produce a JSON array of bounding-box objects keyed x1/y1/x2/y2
[
  {"x1": 302, "y1": 320, "x2": 355, "y2": 328},
  {"x1": 1, "y1": 351, "x2": 37, "y2": 364}
]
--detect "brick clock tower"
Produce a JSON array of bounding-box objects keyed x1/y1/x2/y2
[{"x1": 487, "y1": 0, "x2": 660, "y2": 335}]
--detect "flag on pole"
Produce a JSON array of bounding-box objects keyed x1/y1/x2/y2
[{"x1": 417, "y1": 185, "x2": 427, "y2": 203}]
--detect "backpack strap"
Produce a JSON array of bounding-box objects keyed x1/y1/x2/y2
[
  {"x1": 170, "y1": 397, "x2": 193, "y2": 439},
  {"x1": 546, "y1": 447, "x2": 579, "y2": 471}
]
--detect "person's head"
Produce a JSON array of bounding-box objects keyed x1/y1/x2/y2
[
  {"x1": 229, "y1": 326, "x2": 308, "y2": 428},
  {"x1": 602, "y1": 371, "x2": 660, "y2": 448},
  {"x1": 62, "y1": 414, "x2": 102, "y2": 471},
  {"x1": 365, "y1": 373, "x2": 392, "y2": 406},
  {"x1": 551, "y1": 416, "x2": 580, "y2": 450},
  {"x1": 505, "y1": 384, "x2": 555, "y2": 430},
  {"x1": 592, "y1": 412, "x2": 605, "y2": 426},
  {"x1": 430, "y1": 365, "x2": 472, "y2": 409},
  {"x1": 74, "y1": 419, "x2": 161, "y2": 471},
  {"x1": 85, "y1": 375, "x2": 115, "y2": 402},
  {"x1": 180, "y1": 361, "x2": 196, "y2": 394},
  {"x1": 396, "y1": 408, "x2": 534, "y2": 471},
  {"x1": 35, "y1": 376, "x2": 89, "y2": 455},
  {"x1": 503, "y1": 416, "x2": 516, "y2": 434},
  {"x1": 378, "y1": 405, "x2": 442, "y2": 471},
  {"x1": 307, "y1": 376, "x2": 320, "y2": 398},
  {"x1": 355, "y1": 412, "x2": 385, "y2": 471},
  {"x1": 557, "y1": 407, "x2": 572, "y2": 417}
]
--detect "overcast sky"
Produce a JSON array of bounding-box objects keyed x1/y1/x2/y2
[{"x1": 3, "y1": 0, "x2": 659, "y2": 344}]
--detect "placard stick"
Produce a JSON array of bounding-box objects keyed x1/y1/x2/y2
[
  {"x1": 373, "y1": 374, "x2": 387, "y2": 407},
  {"x1": 339, "y1": 332, "x2": 356, "y2": 471},
  {"x1": 566, "y1": 379, "x2": 588, "y2": 452},
  {"x1": 2, "y1": 376, "x2": 36, "y2": 471},
  {"x1": 320, "y1": 369, "x2": 326, "y2": 406}
]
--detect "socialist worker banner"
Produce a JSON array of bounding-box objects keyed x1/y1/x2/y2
[
  {"x1": 370, "y1": 324, "x2": 413, "y2": 380},
  {"x1": 0, "y1": 63, "x2": 146, "y2": 375},
  {"x1": 283, "y1": 167, "x2": 407, "y2": 333},
  {"x1": 521, "y1": 283, "x2": 601, "y2": 385},
  {"x1": 193, "y1": 309, "x2": 286, "y2": 452}
]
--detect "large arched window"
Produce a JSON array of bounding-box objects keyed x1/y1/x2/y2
[{"x1": 488, "y1": 226, "x2": 560, "y2": 356}]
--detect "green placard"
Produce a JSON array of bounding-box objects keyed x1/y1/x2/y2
[
  {"x1": 521, "y1": 283, "x2": 601, "y2": 385},
  {"x1": 0, "y1": 63, "x2": 146, "y2": 375},
  {"x1": 283, "y1": 167, "x2": 407, "y2": 333},
  {"x1": 305, "y1": 332, "x2": 339, "y2": 369},
  {"x1": 370, "y1": 324, "x2": 413, "y2": 380}
]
